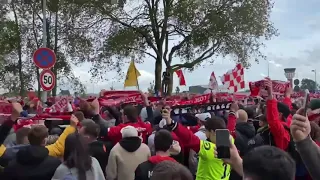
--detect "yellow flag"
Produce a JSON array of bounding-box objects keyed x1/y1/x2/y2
[{"x1": 124, "y1": 60, "x2": 141, "y2": 87}]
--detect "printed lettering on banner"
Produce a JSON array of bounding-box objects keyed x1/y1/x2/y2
[{"x1": 51, "y1": 97, "x2": 68, "y2": 112}]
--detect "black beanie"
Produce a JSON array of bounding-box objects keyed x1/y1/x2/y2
[{"x1": 277, "y1": 102, "x2": 290, "y2": 119}]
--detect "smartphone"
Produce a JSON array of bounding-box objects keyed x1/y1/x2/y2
[
  {"x1": 216, "y1": 129, "x2": 230, "y2": 159},
  {"x1": 303, "y1": 89, "x2": 310, "y2": 116}
]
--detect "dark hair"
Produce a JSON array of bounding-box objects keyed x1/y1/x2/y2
[
  {"x1": 243, "y1": 146, "x2": 295, "y2": 180},
  {"x1": 123, "y1": 105, "x2": 138, "y2": 122},
  {"x1": 245, "y1": 107, "x2": 256, "y2": 119},
  {"x1": 204, "y1": 116, "x2": 226, "y2": 132},
  {"x1": 16, "y1": 127, "x2": 31, "y2": 145},
  {"x1": 151, "y1": 161, "x2": 193, "y2": 180},
  {"x1": 28, "y1": 125, "x2": 49, "y2": 145},
  {"x1": 74, "y1": 111, "x2": 85, "y2": 122},
  {"x1": 154, "y1": 129, "x2": 173, "y2": 152},
  {"x1": 82, "y1": 120, "x2": 100, "y2": 138},
  {"x1": 64, "y1": 133, "x2": 92, "y2": 180}
]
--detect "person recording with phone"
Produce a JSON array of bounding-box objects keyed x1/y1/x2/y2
[{"x1": 162, "y1": 107, "x2": 234, "y2": 180}]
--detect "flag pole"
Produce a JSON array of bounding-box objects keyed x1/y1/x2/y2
[{"x1": 132, "y1": 59, "x2": 140, "y2": 90}]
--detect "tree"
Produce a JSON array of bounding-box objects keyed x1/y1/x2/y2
[
  {"x1": 0, "y1": 0, "x2": 96, "y2": 96},
  {"x1": 71, "y1": 0, "x2": 277, "y2": 95},
  {"x1": 300, "y1": 78, "x2": 319, "y2": 91}
]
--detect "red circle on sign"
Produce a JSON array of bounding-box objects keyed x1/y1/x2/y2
[
  {"x1": 40, "y1": 69, "x2": 56, "y2": 91},
  {"x1": 33, "y1": 48, "x2": 56, "y2": 69}
]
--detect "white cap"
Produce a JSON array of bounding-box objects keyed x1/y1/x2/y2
[
  {"x1": 121, "y1": 126, "x2": 138, "y2": 138},
  {"x1": 195, "y1": 113, "x2": 211, "y2": 121}
]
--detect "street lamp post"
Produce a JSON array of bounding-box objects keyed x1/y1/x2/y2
[
  {"x1": 41, "y1": 0, "x2": 48, "y2": 103},
  {"x1": 312, "y1": 69, "x2": 317, "y2": 90}
]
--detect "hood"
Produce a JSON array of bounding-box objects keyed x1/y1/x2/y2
[
  {"x1": 236, "y1": 122, "x2": 256, "y2": 138},
  {"x1": 16, "y1": 145, "x2": 49, "y2": 165},
  {"x1": 119, "y1": 137, "x2": 141, "y2": 152},
  {"x1": 148, "y1": 155, "x2": 176, "y2": 164}
]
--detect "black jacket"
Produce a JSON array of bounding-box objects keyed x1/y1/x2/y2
[
  {"x1": 1, "y1": 146, "x2": 61, "y2": 180},
  {"x1": 88, "y1": 140, "x2": 112, "y2": 176},
  {"x1": 235, "y1": 122, "x2": 256, "y2": 156},
  {"x1": 135, "y1": 155, "x2": 176, "y2": 180}
]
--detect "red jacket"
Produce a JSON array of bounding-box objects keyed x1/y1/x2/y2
[
  {"x1": 282, "y1": 97, "x2": 293, "y2": 126},
  {"x1": 172, "y1": 123, "x2": 201, "y2": 153},
  {"x1": 266, "y1": 99, "x2": 290, "y2": 150},
  {"x1": 227, "y1": 113, "x2": 237, "y2": 138},
  {"x1": 107, "y1": 121, "x2": 152, "y2": 145}
]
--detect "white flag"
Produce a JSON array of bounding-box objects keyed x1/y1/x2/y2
[{"x1": 208, "y1": 72, "x2": 218, "y2": 90}]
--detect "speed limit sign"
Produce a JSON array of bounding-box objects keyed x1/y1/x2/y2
[{"x1": 40, "y1": 69, "x2": 56, "y2": 91}]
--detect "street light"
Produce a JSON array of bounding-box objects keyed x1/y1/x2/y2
[{"x1": 312, "y1": 69, "x2": 317, "y2": 90}]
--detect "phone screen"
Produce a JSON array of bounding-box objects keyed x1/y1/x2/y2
[
  {"x1": 216, "y1": 129, "x2": 230, "y2": 159},
  {"x1": 303, "y1": 89, "x2": 310, "y2": 116}
]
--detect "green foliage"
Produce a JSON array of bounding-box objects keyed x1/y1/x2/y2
[
  {"x1": 70, "y1": 0, "x2": 277, "y2": 93},
  {"x1": 300, "y1": 78, "x2": 319, "y2": 91}
]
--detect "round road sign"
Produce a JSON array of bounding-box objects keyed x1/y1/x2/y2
[
  {"x1": 40, "y1": 69, "x2": 56, "y2": 91},
  {"x1": 33, "y1": 48, "x2": 56, "y2": 69}
]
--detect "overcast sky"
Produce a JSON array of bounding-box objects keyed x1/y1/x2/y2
[{"x1": 67, "y1": 0, "x2": 320, "y2": 93}]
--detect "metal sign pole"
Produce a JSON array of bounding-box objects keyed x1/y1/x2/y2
[{"x1": 41, "y1": 0, "x2": 47, "y2": 103}]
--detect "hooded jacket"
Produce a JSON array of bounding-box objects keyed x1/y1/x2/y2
[
  {"x1": 134, "y1": 155, "x2": 176, "y2": 180},
  {"x1": 106, "y1": 137, "x2": 151, "y2": 180},
  {"x1": 235, "y1": 122, "x2": 256, "y2": 156},
  {"x1": 88, "y1": 140, "x2": 113, "y2": 176},
  {"x1": 1, "y1": 146, "x2": 61, "y2": 180}
]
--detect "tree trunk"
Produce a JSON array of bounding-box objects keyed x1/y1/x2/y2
[
  {"x1": 154, "y1": 58, "x2": 162, "y2": 95},
  {"x1": 167, "y1": 72, "x2": 173, "y2": 96},
  {"x1": 52, "y1": 12, "x2": 59, "y2": 97},
  {"x1": 12, "y1": 3, "x2": 24, "y2": 96}
]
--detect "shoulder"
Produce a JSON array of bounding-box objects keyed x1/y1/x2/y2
[
  {"x1": 91, "y1": 157, "x2": 100, "y2": 167},
  {"x1": 140, "y1": 143, "x2": 151, "y2": 151}
]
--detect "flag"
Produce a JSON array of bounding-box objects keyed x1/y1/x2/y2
[
  {"x1": 175, "y1": 69, "x2": 186, "y2": 86},
  {"x1": 221, "y1": 64, "x2": 245, "y2": 92},
  {"x1": 124, "y1": 60, "x2": 141, "y2": 87},
  {"x1": 208, "y1": 72, "x2": 218, "y2": 90}
]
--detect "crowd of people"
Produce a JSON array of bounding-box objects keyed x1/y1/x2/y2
[{"x1": 0, "y1": 78, "x2": 319, "y2": 180}]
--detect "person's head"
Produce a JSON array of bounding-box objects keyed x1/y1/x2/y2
[
  {"x1": 243, "y1": 145, "x2": 295, "y2": 180},
  {"x1": 150, "y1": 160, "x2": 193, "y2": 180},
  {"x1": 204, "y1": 116, "x2": 226, "y2": 143},
  {"x1": 237, "y1": 109, "x2": 248, "y2": 123},
  {"x1": 73, "y1": 111, "x2": 85, "y2": 122},
  {"x1": 258, "y1": 114, "x2": 268, "y2": 127},
  {"x1": 121, "y1": 125, "x2": 139, "y2": 138},
  {"x1": 15, "y1": 127, "x2": 31, "y2": 145},
  {"x1": 277, "y1": 102, "x2": 290, "y2": 122},
  {"x1": 244, "y1": 107, "x2": 256, "y2": 120},
  {"x1": 122, "y1": 105, "x2": 138, "y2": 123},
  {"x1": 79, "y1": 119, "x2": 100, "y2": 143},
  {"x1": 28, "y1": 125, "x2": 49, "y2": 146},
  {"x1": 195, "y1": 112, "x2": 211, "y2": 126},
  {"x1": 154, "y1": 129, "x2": 173, "y2": 154},
  {"x1": 64, "y1": 133, "x2": 92, "y2": 180}
]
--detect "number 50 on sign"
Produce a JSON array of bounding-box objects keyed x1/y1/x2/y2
[{"x1": 40, "y1": 69, "x2": 56, "y2": 91}]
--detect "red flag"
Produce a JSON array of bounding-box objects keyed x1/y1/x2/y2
[{"x1": 175, "y1": 69, "x2": 186, "y2": 86}]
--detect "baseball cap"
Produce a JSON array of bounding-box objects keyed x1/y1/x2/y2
[
  {"x1": 195, "y1": 113, "x2": 211, "y2": 121},
  {"x1": 121, "y1": 126, "x2": 138, "y2": 138}
]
